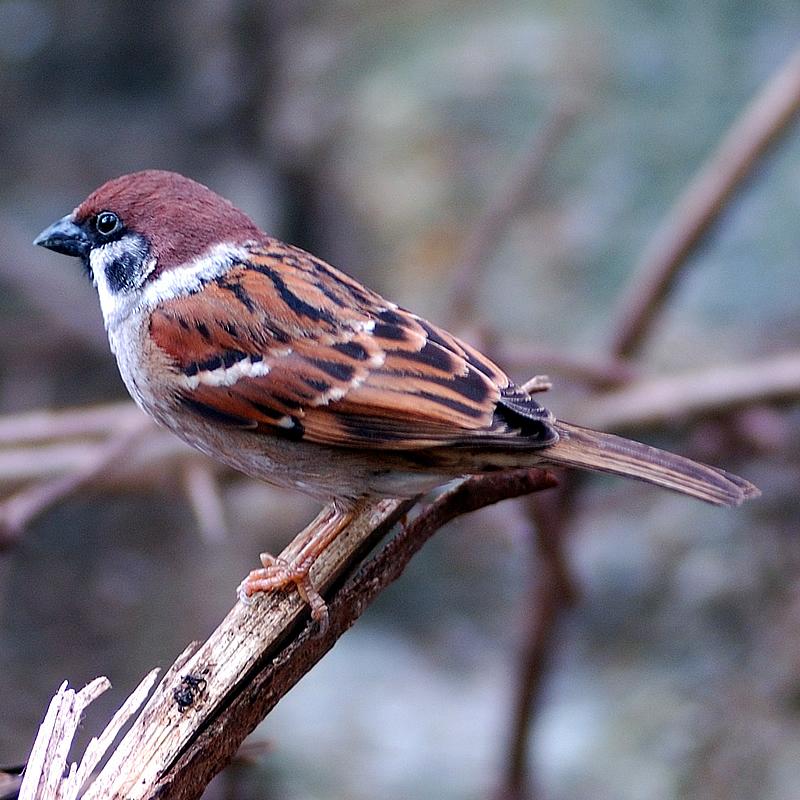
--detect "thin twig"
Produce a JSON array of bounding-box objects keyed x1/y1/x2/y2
[
  {"x1": 610, "y1": 45, "x2": 800, "y2": 358},
  {"x1": 180, "y1": 460, "x2": 230, "y2": 542},
  {"x1": 581, "y1": 351, "x2": 800, "y2": 431},
  {"x1": 498, "y1": 478, "x2": 579, "y2": 800},
  {"x1": 498, "y1": 340, "x2": 637, "y2": 389},
  {"x1": 448, "y1": 102, "x2": 581, "y2": 325},
  {"x1": 0, "y1": 402, "x2": 137, "y2": 445},
  {"x1": 0, "y1": 417, "x2": 150, "y2": 548}
]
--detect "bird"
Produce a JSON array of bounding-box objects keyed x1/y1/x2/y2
[{"x1": 34, "y1": 169, "x2": 759, "y2": 622}]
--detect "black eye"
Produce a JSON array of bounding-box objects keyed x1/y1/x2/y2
[{"x1": 95, "y1": 211, "x2": 121, "y2": 237}]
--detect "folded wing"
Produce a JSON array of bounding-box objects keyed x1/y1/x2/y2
[{"x1": 148, "y1": 243, "x2": 558, "y2": 450}]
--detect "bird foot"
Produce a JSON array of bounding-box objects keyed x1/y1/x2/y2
[
  {"x1": 237, "y1": 501, "x2": 361, "y2": 633},
  {"x1": 238, "y1": 552, "x2": 329, "y2": 632}
]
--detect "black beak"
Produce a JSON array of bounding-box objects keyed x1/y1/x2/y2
[{"x1": 34, "y1": 214, "x2": 90, "y2": 258}]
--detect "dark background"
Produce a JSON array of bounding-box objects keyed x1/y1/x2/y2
[{"x1": 1, "y1": 1, "x2": 799, "y2": 798}]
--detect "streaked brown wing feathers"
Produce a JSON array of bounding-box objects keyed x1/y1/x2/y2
[{"x1": 149, "y1": 243, "x2": 524, "y2": 448}]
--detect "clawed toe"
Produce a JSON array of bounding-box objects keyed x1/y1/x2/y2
[
  {"x1": 238, "y1": 551, "x2": 329, "y2": 632},
  {"x1": 237, "y1": 503, "x2": 360, "y2": 632}
]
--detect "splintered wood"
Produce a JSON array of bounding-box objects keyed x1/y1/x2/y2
[{"x1": 18, "y1": 671, "x2": 157, "y2": 800}]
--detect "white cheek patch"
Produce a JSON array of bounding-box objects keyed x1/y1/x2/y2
[
  {"x1": 90, "y1": 238, "x2": 154, "y2": 329},
  {"x1": 180, "y1": 356, "x2": 271, "y2": 390}
]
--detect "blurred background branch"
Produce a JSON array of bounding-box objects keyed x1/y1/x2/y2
[
  {"x1": 610, "y1": 45, "x2": 800, "y2": 359},
  {"x1": 1, "y1": 3, "x2": 799, "y2": 800}
]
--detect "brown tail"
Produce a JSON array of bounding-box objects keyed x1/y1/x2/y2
[{"x1": 545, "y1": 421, "x2": 760, "y2": 507}]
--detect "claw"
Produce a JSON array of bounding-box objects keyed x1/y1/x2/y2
[
  {"x1": 238, "y1": 550, "x2": 329, "y2": 631},
  {"x1": 237, "y1": 501, "x2": 360, "y2": 631}
]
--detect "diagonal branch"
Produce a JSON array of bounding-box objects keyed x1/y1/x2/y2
[
  {"x1": 610, "y1": 45, "x2": 800, "y2": 358},
  {"x1": 62, "y1": 469, "x2": 557, "y2": 800}
]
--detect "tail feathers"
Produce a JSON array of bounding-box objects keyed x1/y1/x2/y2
[{"x1": 546, "y1": 421, "x2": 760, "y2": 507}]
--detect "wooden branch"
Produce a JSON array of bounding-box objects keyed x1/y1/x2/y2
[
  {"x1": 610, "y1": 45, "x2": 800, "y2": 358},
  {"x1": 155, "y1": 470, "x2": 557, "y2": 800},
  {"x1": 77, "y1": 498, "x2": 406, "y2": 798},
  {"x1": 0, "y1": 403, "x2": 137, "y2": 445},
  {"x1": 581, "y1": 351, "x2": 800, "y2": 431},
  {"x1": 21, "y1": 470, "x2": 553, "y2": 800},
  {"x1": 0, "y1": 418, "x2": 149, "y2": 547}
]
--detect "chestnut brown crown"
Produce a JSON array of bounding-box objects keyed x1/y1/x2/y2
[{"x1": 74, "y1": 170, "x2": 262, "y2": 271}]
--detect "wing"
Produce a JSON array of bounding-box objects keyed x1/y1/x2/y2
[{"x1": 149, "y1": 241, "x2": 556, "y2": 449}]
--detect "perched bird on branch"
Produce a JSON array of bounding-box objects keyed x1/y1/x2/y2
[{"x1": 35, "y1": 170, "x2": 759, "y2": 622}]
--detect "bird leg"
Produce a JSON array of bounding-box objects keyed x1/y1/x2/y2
[{"x1": 238, "y1": 501, "x2": 359, "y2": 631}]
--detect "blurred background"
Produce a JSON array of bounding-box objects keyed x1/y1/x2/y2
[{"x1": 1, "y1": 1, "x2": 799, "y2": 798}]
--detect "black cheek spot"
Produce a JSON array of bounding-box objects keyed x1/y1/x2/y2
[
  {"x1": 105, "y1": 250, "x2": 144, "y2": 293},
  {"x1": 195, "y1": 322, "x2": 212, "y2": 342}
]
